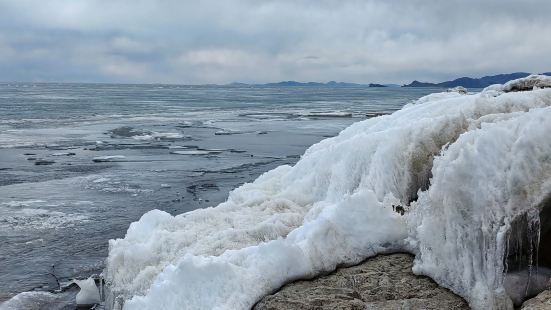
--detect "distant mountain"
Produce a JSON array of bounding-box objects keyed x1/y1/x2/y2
[
  {"x1": 404, "y1": 80, "x2": 438, "y2": 87},
  {"x1": 403, "y1": 72, "x2": 551, "y2": 88},
  {"x1": 263, "y1": 81, "x2": 365, "y2": 87},
  {"x1": 227, "y1": 81, "x2": 388, "y2": 87}
]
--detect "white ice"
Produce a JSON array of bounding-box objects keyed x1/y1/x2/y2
[
  {"x1": 0, "y1": 200, "x2": 89, "y2": 231},
  {"x1": 74, "y1": 277, "x2": 101, "y2": 306},
  {"x1": 105, "y1": 75, "x2": 551, "y2": 310},
  {"x1": 169, "y1": 150, "x2": 221, "y2": 155},
  {"x1": 132, "y1": 132, "x2": 188, "y2": 141}
]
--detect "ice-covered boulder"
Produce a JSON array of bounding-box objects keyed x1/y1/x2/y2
[{"x1": 483, "y1": 74, "x2": 551, "y2": 93}]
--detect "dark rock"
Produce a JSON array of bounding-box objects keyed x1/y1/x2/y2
[{"x1": 34, "y1": 159, "x2": 55, "y2": 165}]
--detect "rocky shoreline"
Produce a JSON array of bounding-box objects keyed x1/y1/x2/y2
[
  {"x1": 254, "y1": 253, "x2": 469, "y2": 310},
  {"x1": 254, "y1": 253, "x2": 551, "y2": 310}
]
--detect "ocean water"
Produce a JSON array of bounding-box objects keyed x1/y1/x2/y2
[{"x1": 0, "y1": 83, "x2": 438, "y2": 304}]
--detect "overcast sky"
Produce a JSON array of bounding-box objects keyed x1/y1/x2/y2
[{"x1": 1, "y1": 0, "x2": 550, "y2": 84}]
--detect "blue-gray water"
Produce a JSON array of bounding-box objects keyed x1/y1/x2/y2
[{"x1": 0, "y1": 83, "x2": 439, "y2": 306}]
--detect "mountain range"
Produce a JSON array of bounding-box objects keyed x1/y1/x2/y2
[
  {"x1": 228, "y1": 72, "x2": 551, "y2": 88},
  {"x1": 403, "y1": 72, "x2": 551, "y2": 88},
  {"x1": 227, "y1": 81, "x2": 396, "y2": 87}
]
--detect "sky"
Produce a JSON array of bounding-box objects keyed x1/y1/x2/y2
[{"x1": 1, "y1": 0, "x2": 550, "y2": 84}]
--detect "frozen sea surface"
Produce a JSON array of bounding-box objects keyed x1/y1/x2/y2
[{"x1": 0, "y1": 83, "x2": 437, "y2": 304}]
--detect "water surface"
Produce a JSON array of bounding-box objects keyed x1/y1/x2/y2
[{"x1": 0, "y1": 83, "x2": 439, "y2": 303}]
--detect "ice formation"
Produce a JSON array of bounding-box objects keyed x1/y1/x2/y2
[
  {"x1": 74, "y1": 277, "x2": 101, "y2": 306},
  {"x1": 105, "y1": 75, "x2": 551, "y2": 310}
]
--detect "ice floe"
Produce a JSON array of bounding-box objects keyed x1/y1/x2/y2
[{"x1": 92, "y1": 155, "x2": 126, "y2": 163}]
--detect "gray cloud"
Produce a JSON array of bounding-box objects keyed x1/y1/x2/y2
[{"x1": 0, "y1": 0, "x2": 550, "y2": 84}]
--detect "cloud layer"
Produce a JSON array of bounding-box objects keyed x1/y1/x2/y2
[{"x1": 1, "y1": 0, "x2": 550, "y2": 84}]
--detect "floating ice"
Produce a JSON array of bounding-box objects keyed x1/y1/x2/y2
[
  {"x1": 108, "y1": 126, "x2": 189, "y2": 141},
  {"x1": 74, "y1": 277, "x2": 101, "y2": 306},
  {"x1": 214, "y1": 130, "x2": 241, "y2": 135},
  {"x1": 447, "y1": 86, "x2": 468, "y2": 94},
  {"x1": 92, "y1": 155, "x2": 126, "y2": 162},
  {"x1": 0, "y1": 201, "x2": 89, "y2": 230},
  {"x1": 0, "y1": 291, "x2": 68, "y2": 310},
  {"x1": 169, "y1": 150, "x2": 220, "y2": 155},
  {"x1": 132, "y1": 132, "x2": 188, "y2": 141},
  {"x1": 51, "y1": 152, "x2": 76, "y2": 156},
  {"x1": 105, "y1": 75, "x2": 551, "y2": 310},
  {"x1": 298, "y1": 111, "x2": 354, "y2": 117}
]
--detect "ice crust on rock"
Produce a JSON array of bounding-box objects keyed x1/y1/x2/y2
[{"x1": 106, "y1": 75, "x2": 551, "y2": 310}]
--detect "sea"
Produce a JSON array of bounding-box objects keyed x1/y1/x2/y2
[{"x1": 0, "y1": 83, "x2": 438, "y2": 307}]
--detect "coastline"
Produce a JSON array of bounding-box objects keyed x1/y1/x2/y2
[{"x1": 254, "y1": 253, "x2": 469, "y2": 309}]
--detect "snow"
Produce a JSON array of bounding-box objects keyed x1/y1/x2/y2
[{"x1": 105, "y1": 75, "x2": 551, "y2": 310}]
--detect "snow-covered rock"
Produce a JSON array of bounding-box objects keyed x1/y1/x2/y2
[{"x1": 483, "y1": 74, "x2": 551, "y2": 92}]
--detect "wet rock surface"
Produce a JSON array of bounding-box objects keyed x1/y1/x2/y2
[{"x1": 254, "y1": 253, "x2": 469, "y2": 310}]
